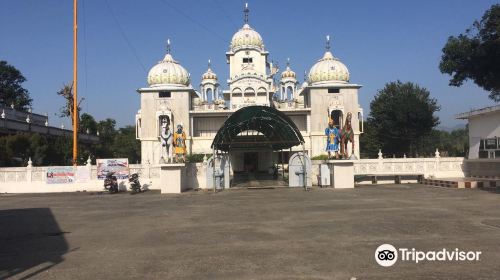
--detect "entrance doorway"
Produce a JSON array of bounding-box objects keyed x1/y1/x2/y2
[
  {"x1": 244, "y1": 152, "x2": 258, "y2": 172},
  {"x1": 211, "y1": 106, "x2": 305, "y2": 189}
]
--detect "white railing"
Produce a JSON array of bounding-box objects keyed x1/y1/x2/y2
[
  {"x1": 353, "y1": 150, "x2": 465, "y2": 178},
  {"x1": 0, "y1": 163, "x2": 161, "y2": 184},
  {"x1": 0, "y1": 159, "x2": 208, "y2": 193}
]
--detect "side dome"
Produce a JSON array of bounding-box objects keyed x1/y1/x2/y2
[
  {"x1": 230, "y1": 24, "x2": 264, "y2": 52},
  {"x1": 147, "y1": 52, "x2": 190, "y2": 87},
  {"x1": 281, "y1": 59, "x2": 296, "y2": 80},
  {"x1": 308, "y1": 51, "x2": 350, "y2": 85},
  {"x1": 202, "y1": 69, "x2": 217, "y2": 81}
]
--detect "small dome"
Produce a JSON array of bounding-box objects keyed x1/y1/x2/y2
[
  {"x1": 202, "y1": 69, "x2": 217, "y2": 81},
  {"x1": 308, "y1": 51, "x2": 350, "y2": 85},
  {"x1": 147, "y1": 49, "x2": 190, "y2": 87},
  {"x1": 281, "y1": 59, "x2": 296, "y2": 80},
  {"x1": 230, "y1": 24, "x2": 264, "y2": 52},
  {"x1": 202, "y1": 60, "x2": 217, "y2": 82}
]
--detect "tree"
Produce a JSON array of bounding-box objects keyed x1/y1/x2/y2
[
  {"x1": 366, "y1": 81, "x2": 440, "y2": 156},
  {"x1": 29, "y1": 133, "x2": 49, "y2": 166},
  {"x1": 439, "y1": 4, "x2": 500, "y2": 101},
  {"x1": 359, "y1": 119, "x2": 382, "y2": 158},
  {"x1": 0, "y1": 137, "x2": 8, "y2": 166},
  {"x1": 5, "y1": 134, "x2": 31, "y2": 166},
  {"x1": 95, "y1": 118, "x2": 117, "y2": 158},
  {"x1": 0, "y1": 60, "x2": 33, "y2": 110},
  {"x1": 80, "y1": 113, "x2": 97, "y2": 134},
  {"x1": 57, "y1": 82, "x2": 84, "y2": 124},
  {"x1": 112, "y1": 125, "x2": 141, "y2": 163}
]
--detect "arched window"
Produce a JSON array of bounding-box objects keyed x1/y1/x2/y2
[
  {"x1": 232, "y1": 88, "x2": 242, "y2": 97},
  {"x1": 206, "y1": 88, "x2": 213, "y2": 104},
  {"x1": 330, "y1": 110, "x2": 343, "y2": 129},
  {"x1": 286, "y1": 86, "x2": 293, "y2": 101},
  {"x1": 244, "y1": 87, "x2": 255, "y2": 97}
]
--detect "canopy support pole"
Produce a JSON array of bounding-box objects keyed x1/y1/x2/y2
[
  {"x1": 228, "y1": 149, "x2": 231, "y2": 188},
  {"x1": 302, "y1": 144, "x2": 308, "y2": 191},
  {"x1": 212, "y1": 148, "x2": 216, "y2": 193},
  {"x1": 281, "y1": 149, "x2": 285, "y2": 179}
]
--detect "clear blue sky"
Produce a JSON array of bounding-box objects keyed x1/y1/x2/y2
[{"x1": 1, "y1": 0, "x2": 498, "y2": 128}]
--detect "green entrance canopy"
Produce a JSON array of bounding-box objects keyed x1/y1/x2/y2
[{"x1": 211, "y1": 106, "x2": 305, "y2": 152}]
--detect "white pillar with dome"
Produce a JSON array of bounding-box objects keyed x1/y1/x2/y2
[
  {"x1": 300, "y1": 35, "x2": 363, "y2": 158},
  {"x1": 136, "y1": 40, "x2": 196, "y2": 164}
]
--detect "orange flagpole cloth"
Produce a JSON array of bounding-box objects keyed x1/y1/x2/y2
[{"x1": 73, "y1": 0, "x2": 78, "y2": 165}]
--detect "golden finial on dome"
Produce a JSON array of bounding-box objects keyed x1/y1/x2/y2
[
  {"x1": 166, "y1": 39, "x2": 171, "y2": 54},
  {"x1": 326, "y1": 35, "x2": 330, "y2": 51},
  {"x1": 244, "y1": 3, "x2": 249, "y2": 24}
]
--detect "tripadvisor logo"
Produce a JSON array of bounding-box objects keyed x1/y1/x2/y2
[{"x1": 375, "y1": 244, "x2": 482, "y2": 267}]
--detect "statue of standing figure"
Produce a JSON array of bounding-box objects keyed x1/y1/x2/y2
[
  {"x1": 340, "y1": 112, "x2": 355, "y2": 159},
  {"x1": 160, "y1": 120, "x2": 173, "y2": 163},
  {"x1": 173, "y1": 124, "x2": 187, "y2": 163},
  {"x1": 325, "y1": 118, "x2": 340, "y2": 159}
]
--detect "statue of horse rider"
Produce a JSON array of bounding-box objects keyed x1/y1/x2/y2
[
  {"x1": 160, "y1": 119, "x2": 173, "y2": 163},
  {"x1": 340, "y1": 112, "x2": 356, "y2": 159}
]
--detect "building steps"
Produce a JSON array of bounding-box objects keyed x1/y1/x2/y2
[{"x1": 422, "y1": 178, "x2": 500, "y2": 189}]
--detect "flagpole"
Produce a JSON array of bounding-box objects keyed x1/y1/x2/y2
[{"x1": 73, "y1": 0, "x2": 78, "y2": 165}]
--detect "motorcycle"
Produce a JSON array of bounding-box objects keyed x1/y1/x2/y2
[
  {"x1": 104, "y1": 172, "x2": 119, "y2": 193},
  {"x1": 129, "y1": 173, "x2": 143, "y2": 193}
]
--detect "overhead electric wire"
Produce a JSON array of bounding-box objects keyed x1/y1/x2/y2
[
  {"x1": 103, "y1": 0, "x2": 148, "y2": 73},
  {"x1": 158, "y1": 0, "x2": 229, "y2": 44},
  {"x1": 211, "y1": 0, "x2": 238, "y2": 29}
]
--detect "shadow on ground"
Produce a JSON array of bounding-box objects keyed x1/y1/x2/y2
[{"x1": 0, "y1": 208, "x2": 69, "y2": 279}]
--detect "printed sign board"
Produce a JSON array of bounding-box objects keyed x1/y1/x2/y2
[
  {"x1": 96, "y1": 158, "x2": 129, "y2": 180},
  {"x1": 76, "y1": 166, "x2": 91, "y2": 183},
  {"x1": 46, "y1": 166, "x2": 75, "y2": 184}
]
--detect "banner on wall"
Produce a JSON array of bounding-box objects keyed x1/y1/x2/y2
[
  {"x1": 96, "y1": 158, "x2": 129, "y2": 180},
  {"x1": 76, "y1": 166, "x2": 91, "y2": 183},
  {"x1": 46, "y1": 166, "x2": 75, "y2": 184}
]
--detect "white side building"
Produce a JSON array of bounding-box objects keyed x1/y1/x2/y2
[{"x1": 456, "y1": 104, "x2": 500, "y2": 159}]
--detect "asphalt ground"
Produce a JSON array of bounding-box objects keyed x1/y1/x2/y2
[{"x1": 1, "y1": 184, "x2": 500, "y2": 279}]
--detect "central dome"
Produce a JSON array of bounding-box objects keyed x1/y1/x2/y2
[
  {"x1": 230, "y1": 24, "x2": 264, "y2": 52},
  {"x1": 308, "y1": 51, "x2": 350, "y2": 85}
]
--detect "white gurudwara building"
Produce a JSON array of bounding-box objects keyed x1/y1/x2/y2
[{"x1": 135, "y1": 4, "x2": 364, "y2": 171}]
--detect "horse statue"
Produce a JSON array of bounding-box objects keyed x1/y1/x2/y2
[
  {"x1": 340, "y1": 112, "x2": 355, "y2": 159},
  {"x1": 160, "y1": 121, "x2": 173, "y2": 163}
]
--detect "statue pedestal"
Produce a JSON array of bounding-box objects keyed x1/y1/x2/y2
[
  {"x1": 159, "y1": 163, "x2": 186, "y2": 194},
  {"x1": 327, "y1": 160, "x2": 355, "y2": 189}
]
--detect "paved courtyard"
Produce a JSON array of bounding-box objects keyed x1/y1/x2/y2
[{"x1": 1, "y1": 184, "x2": 500, "y2": 279}]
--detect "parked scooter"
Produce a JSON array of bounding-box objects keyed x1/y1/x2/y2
[
  {"x1": 129, "y1": 173, "x2": 143, "y2": 194},
  {"x1": 104, "y1": 172, "x2": 119, "y2": 193}
]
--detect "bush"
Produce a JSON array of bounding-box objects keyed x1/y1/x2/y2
[
  {"x1": 311, "y1": 154, "x2": 329, "y2": 160},
  {"x1": 186, "y1": 153, "x2": 208, "y2": 163}
]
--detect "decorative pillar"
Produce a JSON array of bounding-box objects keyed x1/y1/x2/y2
[
  {"x1": 27, "y1": 157, "x2": 33, "y2": 182},
  {"x1": 86, "y1": 156, "x2": 92, "y2": 178}
]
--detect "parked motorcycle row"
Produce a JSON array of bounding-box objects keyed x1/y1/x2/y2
[{"x1": 103, "y1": 172, "x2": 146, "y2": 194}]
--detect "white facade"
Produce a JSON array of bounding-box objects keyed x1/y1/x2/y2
[
  {"x1": 457, "y1": 105, "x2": 500, "y2": 159},
  {"x1": 135, "y1": 4, "x2": 364, "y2": 168}
]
